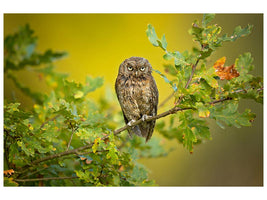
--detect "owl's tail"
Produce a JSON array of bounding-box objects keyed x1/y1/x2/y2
[
  {"x1": 128, "y1": 123, "x2": 155, "y2": 143},
  {"x1": 128, "y1": 125, "x2": 142, "y2": 137}
]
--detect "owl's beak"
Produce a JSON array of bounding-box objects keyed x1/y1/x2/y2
[{"x1": 135, "y1": 71, "x2": 138, "y2": 76}]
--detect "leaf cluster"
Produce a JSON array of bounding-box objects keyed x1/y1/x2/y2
[
  {"x1": 4, "y1": 25, "x2": 166, "y2": 186},
  {"x1": 146, "y1": 14, "x2": 262, "y2": 153}
]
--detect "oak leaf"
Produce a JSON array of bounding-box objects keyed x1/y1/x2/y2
[
  {"x1": 213, "y1": 57, "x2": 240, "y2": 80},
  {"x1": 80, "y1": 157, "x2": 87, "y2": 161},
  {"x1": 4, "y1": 169, "x2": 14, "y2": 176}
]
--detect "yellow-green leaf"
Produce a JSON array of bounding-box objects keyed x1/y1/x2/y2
[
  {"x1": 92, "y1": 137, "x2": 101, "y2": 153},
  {"x1": 74, "y1": 90, "x2": 84, "y2": 99}
]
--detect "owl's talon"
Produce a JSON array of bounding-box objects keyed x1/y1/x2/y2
[
  {"x1": 127, "y1": 120, "x2": 136, "y2": 127},
  {"x1": 142, "y1": 114, "x2": 151, "y2": 121}
]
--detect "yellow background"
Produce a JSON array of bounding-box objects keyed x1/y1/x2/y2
[{"x1": 4, "y1": 14, "x2": 263, "y2": 185}]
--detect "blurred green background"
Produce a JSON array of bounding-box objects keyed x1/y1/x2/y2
[{"x1": 4, "y1": 14, "x2": 263, "y2": 186}]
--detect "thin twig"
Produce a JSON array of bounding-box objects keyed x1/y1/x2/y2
[
  {"x1": 14, "y1": 176, "x2": 79, "y2": 182},
  {"x1": 209, "y1": 97, "x2": 233, "y2": 104},
  {"x1": 67, "y1": 127, "x2": 75, "y2": 151},
  {"x1": 185, "y1": 59, "x2": 200, "y2": 89},
  {"x1": 176, "y1": 58, "x2": 200, "y2": 105},
  {"x1": 19, "y1": 166, "x2": 49, "y2": 179},
  {"x1": 158, "y1": 92, "x2": 175, "y2": 108},
  {"x1": 235, "y1": 87, "x2": 263, "y2": 93}
]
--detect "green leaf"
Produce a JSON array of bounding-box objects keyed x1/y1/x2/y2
[
  {"x1": 129, "y1": 164, "x2": 152, "y2": 185},
  {"x1": 210, "y1": 101, "x2": 256, "y2": 128},
  {"x1": 163, "y1": 64, "x2": 177, "y2": 76},
  {"x1": 174, "y1": 51, "x2": 190, "y2": 66},
  {"x1": 163, "y1": 52, "x2": 173, "y2": 60},
  {"x1": 175, "y1": 110, "x2": 211, "y2": 153},
  {"x1": 25, "y1": 43, "x2": 36, "y2": 58},
  {"x1": 189, "y1": 20, "x2": 203, "y2": 39},
  {"x1": 195, "y1": 102, "x2": 210, "y2": 118},
  {"x1": 200, "y1": 67, "x2": 218, "y2": 88},
  {"x1": 105, "y1": 133, "x2": 119, "y2": 164},
  {"x1": 190, "y1": 119, "x2": 210, "y2": 140},
  {"x1": 106, "y1": 144, "x2": 119, "y2": 164},
  {"x1": 199, "y1": 48, "x2": 213, "y2": 59},
  {"x1": 202, "y1": 13, "x2": 215, "y2": 27},
  {"x1": 183, "y1": 127, "x2": 195, "y2": 153},
  {"x1": 146, "y1": 24, "x2": 159, "y2": 47},
  {"x1": 156, "y1": 120, "x2": 184, "y2": 143},
  {"x1": 84, "y1": 76, "x2": 104, "y2": 94},
  {"x1": 17, "y1": 140, "x2": 35, "y2": 157},
  {"x1": 4, "y1": 102, "x2": 21, "y2": 113},
  {"x1": 75, "y1": 170, "x2": 91, "y2": 182},
  {"x1": 146, "y1": 24, "x2": 168, "y2": 52},
  {"x1": 74, "y1": 91, "x2": 84, "y2": 99},
  {"x1": 92, "y1": 137, "x2": 101, "y2": 153},
  {"x1": 161, "y1": 34, "x2": 167, "y2": 50},
  {"x1": 221, "y1": 24, "x2": 253, "y2": 42},
  {"x1": 235, "y1": 52, "x2": 254, "y2": 81},
  {"x1": 141, "y1": 136, "x2": 168, "y2": 158},
  {"x1": 216, "y1": 121, "x2": 225, "y2": 129}
]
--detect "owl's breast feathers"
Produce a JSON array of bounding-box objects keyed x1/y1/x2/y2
[{"x1": 116, "y1": 74, "x2": 157, "y2": 108}]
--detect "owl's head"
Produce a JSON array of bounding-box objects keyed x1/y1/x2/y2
[{"x1": 118, "y1": 57, "x2": 152, "y2": 77}]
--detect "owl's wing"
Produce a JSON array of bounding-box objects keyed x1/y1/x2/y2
[
  {"x1": 145, "y1": 76, "x2": 159, "y2": 142},
  {"x1": 115, "y1": 75, "x2": 142, "y2": 137}
]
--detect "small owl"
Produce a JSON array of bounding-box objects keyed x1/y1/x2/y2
[{"x1": 115, "y1": 57, "x2": 158, "y2": 142}]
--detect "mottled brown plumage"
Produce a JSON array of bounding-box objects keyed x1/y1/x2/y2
[{"x1": 115, "y1": 57, "x2": 158, "y2": 142}]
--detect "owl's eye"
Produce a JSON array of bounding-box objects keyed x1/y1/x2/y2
[
  {"x1": 127, "y1": 66, "x2": 133, "y2": 71},
  {"x1": 140, "y1": 66, "x2": 146, "y2": 71}
]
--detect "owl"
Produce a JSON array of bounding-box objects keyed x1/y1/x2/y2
[{"x1": 115, "y1": 57, "x2": 158, "y2": 142}]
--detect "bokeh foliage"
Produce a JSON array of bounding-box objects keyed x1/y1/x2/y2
[{"x1": 4, "y1": 14, "x2": 263, "y2": 186}]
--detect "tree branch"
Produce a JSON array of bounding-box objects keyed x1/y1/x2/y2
[
  {"x1": 19, "y1": 166, "x2": 49, "y2": 179},
  {"x1": 209, "y1": 97, "x2": 232, "y2": 104},
  {"x1": 18, "y1": 106, "x2": 192, "y2": 169},
  {"x1": 20, "y1": 86, "x2": 262, "y2": 171}
]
